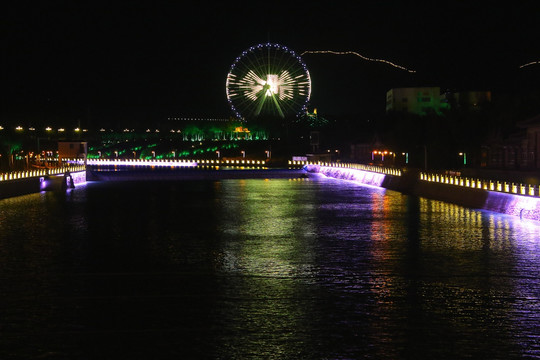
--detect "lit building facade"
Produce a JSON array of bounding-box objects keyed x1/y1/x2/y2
[{"x1": 386, "y1": 87, "x2": 446, "y2": 115}]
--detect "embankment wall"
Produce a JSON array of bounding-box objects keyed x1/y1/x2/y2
[
  {"x1": 0, "y1": 171, "x2": 86, "y2": 200},
  {"x1": 305, "y1": 165, "x2": 540, "y2": 222}
]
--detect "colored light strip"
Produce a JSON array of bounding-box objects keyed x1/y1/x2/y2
[{"x1": 86, "y1": 159, "x2": 198, "y2": 167}]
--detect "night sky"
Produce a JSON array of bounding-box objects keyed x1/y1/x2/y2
[{"x1": 3, "y1": 2, "x2": 539, "y2": 127}]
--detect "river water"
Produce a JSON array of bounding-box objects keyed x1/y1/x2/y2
[{"x1": 1, "y1": 171, "x2": 540, "y2": 359}]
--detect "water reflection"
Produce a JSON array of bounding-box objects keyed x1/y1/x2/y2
[
  {"x1": 0, "y1": 177, "x2": 540, "y2": 358},
  {"x1": 214, "y1": 179, "x2": 320, "y2": 358}
]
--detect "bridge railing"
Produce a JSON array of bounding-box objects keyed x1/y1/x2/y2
[
  {"x1": 0, "y1": 165, "x2": 86, "y2": 182},
  {"x1": 420, "y1": 171, "x2": 539, "y2": 197}
]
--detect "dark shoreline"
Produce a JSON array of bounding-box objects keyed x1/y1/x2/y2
[{"x1": 86, "y1": 167, "x2": 306, "y2": 181}]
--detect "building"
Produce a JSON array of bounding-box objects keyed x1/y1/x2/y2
[
  {"x1": 480, "y1": 114, "x2": 540, "y2": 170},
  {"x1": 386, "y1": 87, "x2": 447, "y2": 115},
  {"x1": 446, "y1": 90, "x2": 492, "y2": 111},
  {"x1": 58, "y1": 141, "x2": 87, "y2": 164}
]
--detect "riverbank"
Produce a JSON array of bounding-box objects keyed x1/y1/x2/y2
[
  {"x1": 0, "y1": 170, "x2": 86, "y2": 199},
  {"x1": 305, "y1": 164, "x2": 540, "y2": 222}
]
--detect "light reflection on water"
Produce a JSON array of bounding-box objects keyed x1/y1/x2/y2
[{"x1": 0, "y1": 177, "x2": 539, "y2": 359}]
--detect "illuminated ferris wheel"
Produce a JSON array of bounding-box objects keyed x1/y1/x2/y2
[{"x1": 226, "y1": 43, "x2": 312, "y2": 120}]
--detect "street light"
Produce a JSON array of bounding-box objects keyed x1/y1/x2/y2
[
  {"x1": 240, "y1": 150, "x2": 245, "y2": 158},
  {"x1": 265, "y1": 150, "x2": 271, "y2": 159},
  {"x1": 216, "y1": 150, "x2": 220, "y2": 158},
  {"x1": 402, "y1": 152, "x2": 409, "y2": 164},
  {"x1": 459, "y1": 152, "x2": 467, "y2": 166}
]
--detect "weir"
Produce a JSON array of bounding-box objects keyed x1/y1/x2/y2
[{"x1": 304, "y1": 163, "x2": 540, "y2": 222}]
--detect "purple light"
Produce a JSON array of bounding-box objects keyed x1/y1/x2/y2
[
  {"x1": 306, "y1": 164, "x2": 386, "y2": 187},
  {"x1": 86, "y1": 159, "x2": 198, "y2": 167},
  {"x1": 484, "y1": 191, "x2": 540, "y2": 221}
]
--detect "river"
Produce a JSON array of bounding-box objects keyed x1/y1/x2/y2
[{"x1": 1, "y1": 172, "x2": 539, "y2": 359}]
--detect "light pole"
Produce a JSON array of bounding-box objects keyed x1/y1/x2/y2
[
  {"x1": 265, "y1": 150, "x2": 271, "y2": 159},
  {"x1": 216, "y1": 150, "x2": 220, "y2": 158},
  {"x1": 402, "y1": 152, "x2": 409, "y2": 164},
  {"x1": 241, "y1": 150, "x2": 245, "y2": 158},
  {"x1": 459, "y1": 152, "x2": 467, "y2": 166},
  {"x1": 423, "y1": 145, "x2": 428, "y2": 170}
]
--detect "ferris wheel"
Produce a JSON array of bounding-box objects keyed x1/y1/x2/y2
[{"x1": 226, "y1": 43, "x2": 312, "y2": 120}]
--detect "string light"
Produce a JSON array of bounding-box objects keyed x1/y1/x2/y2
[
  {"x1": 301, "y1": 50, "x2": 416, "y2": 73},
  {"x1": 519, "y1": 60, "x2": 540, "y2": 69}
]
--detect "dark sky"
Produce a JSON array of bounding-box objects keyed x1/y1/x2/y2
[{"x1": 3, "y1": 2, "x2": 539, "y2": 127}]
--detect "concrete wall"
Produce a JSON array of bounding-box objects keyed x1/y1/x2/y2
[
  {"x1": 0, "y1": 170, "x2": 86, "y2": 200},
  {"x1": 305, "y1": 165, "x2": 540, "y2": 222}
]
